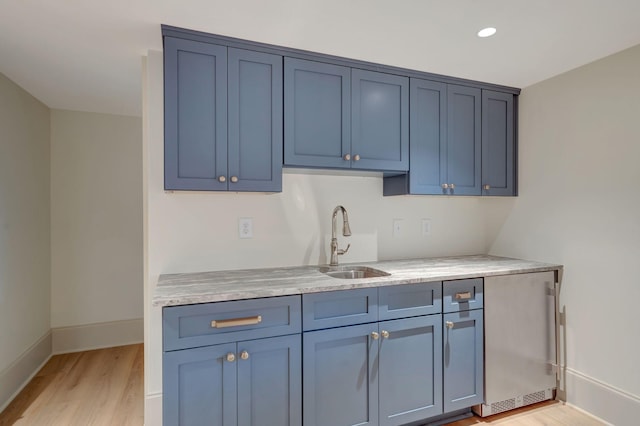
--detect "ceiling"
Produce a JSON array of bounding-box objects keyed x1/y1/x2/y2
[{"x1": 2, "y1": 0, "x2": 640, "y2": 117}]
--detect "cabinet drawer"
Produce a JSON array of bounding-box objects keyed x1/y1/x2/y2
[
  {"x1": 379, "y1": 282, "x2": 442, "y2": 320},
  {"x1": 163, "y1": 295, "x2": 301, "y2": 351},
  {"x1": 302, "y1": 288, "x2": 378, "y2": 331},
  {"x1": 443, "y1": 279, "x2": 483, "y2": 313}
]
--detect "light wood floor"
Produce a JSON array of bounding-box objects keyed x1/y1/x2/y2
[
  {"x1": 0, "y1": 344, "x2": 143, "y2": 426},
  {"x1": 444, "y1": 400, "x2": 604, "y2": 426},
  {"x1": 0, "y1": 344, "x2": 603, "y2": 426}
]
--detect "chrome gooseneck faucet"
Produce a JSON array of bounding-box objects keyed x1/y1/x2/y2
[{"x1": 330, "y1": 205, "x2": 351, "y2": 266}]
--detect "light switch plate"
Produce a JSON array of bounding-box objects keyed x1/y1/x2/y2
[
  {"x1": 392, "y1": 219, "x2": 403, "y2": 237},
  {"x1": 422, "y1": 219, "x2": 431, "y2": 236},
  {"x1": 239, "y1": 217, "x2": 253, "y2": 239}
]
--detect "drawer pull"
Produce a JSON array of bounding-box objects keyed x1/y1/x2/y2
[
  {"x1": 211, "y1": 315, "x2": 262, "y2": 329},
  {"x1": 446, "y1": 321, "x2": 454, "y2": 329},
  {"x1": 455, "y1": 291, "x2": 472, "y2": 301}
]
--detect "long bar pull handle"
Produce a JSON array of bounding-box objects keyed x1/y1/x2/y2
[
  {"x1": 211, "y1": 315, "x2": 262, "y2": 329},
  {"x1": 455, "y1": 291, "x2": 472, "y2": 300},
  {"x1": 554, "y1": 280, "x2": 561, "y2": 382}
]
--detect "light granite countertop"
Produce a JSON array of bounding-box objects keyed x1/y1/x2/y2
[{"x1": 153, "y1": 255, "x2": 562, "y2": 307}]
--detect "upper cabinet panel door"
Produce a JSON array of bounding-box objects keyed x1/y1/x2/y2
[
  {"x1": 228, "y1": 48, "x2": 283, "y2": 192},
  {"x1": 447, "y1": 85, "x2": 481, "y2": 195},
  {"x1": 164, "y1": 37, "x2": 228, "y2": 190},
  {"x1": 352, "y1": 69, "x2": 409, "y2": 171},
  {"x1": 408, "y1": 79, "x2": 447, "y2": 194},
  {"x1": 284, "y1": 58, "x2": 351, "y2": 169},
  {"x1": 482, "y1": 90, "x2": 515, "y2": 196}
]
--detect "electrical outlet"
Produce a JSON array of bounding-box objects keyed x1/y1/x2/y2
[
  {"x1": 238, "y1": 217, "x2": 253, "y2": 239},
  {"x1": 421, "y1": 219, "x2": 431, "y2": 236},
  {"x1": 392, "y1": 219, "x2": 403, "y2": 237}
]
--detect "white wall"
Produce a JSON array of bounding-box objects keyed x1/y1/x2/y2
[
  {"x1": 0, "y1": 73, "x2": 50, "y2": 377},
  {"x1": 51, "y1": 109, "x2": 143, "y2": 328},
  {"x1": 143, "y1": 50, "x2": 509, "y2": 421},
  {"x1": 489, "y1": 45, "x2": 640, "y2": 423}
]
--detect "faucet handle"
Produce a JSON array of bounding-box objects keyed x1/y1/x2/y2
[{"x1": 338, "y1": 244, "x2": 351, "y2": 256}]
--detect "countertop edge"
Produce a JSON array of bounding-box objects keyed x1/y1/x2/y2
[{"x1": 152, "y1": 256, "x2": 563, "y2": 307}]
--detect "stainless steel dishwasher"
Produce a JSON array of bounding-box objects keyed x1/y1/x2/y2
[{"x1": 474, "y1": 270, "x2": 560, "y2": 416}]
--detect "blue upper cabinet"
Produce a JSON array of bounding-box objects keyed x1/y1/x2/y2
[
  {"x1": 384, "y1": 78, "x2": 447, "y2": 195},
  {"x1": 284, "y1": 58, "x2": 409, "y2": 172},
  {"x1": 227, "y1": 48, "x2": 283, "y2": 192},
  {"x1": 482, "y1": 90, "x2": 516, "y2": 196},
  {"x1": 164, "y1": 37, "x2": 228, "y2": 191},
  {"x1": 446, "y1": 85, "x2": 482, "y2": 195},
  {"x1": 351, "y1": 69, "x2": 409, "y2": 171},
  {"x1": 383, "y1": 81, "x2": 486, "y2": 196},
  {"x1": 284, "y1": 58, "x2": 351, "y2": 169},
  {"x1": 164, "y1": 37, "x2": 283, "y2": 192}
]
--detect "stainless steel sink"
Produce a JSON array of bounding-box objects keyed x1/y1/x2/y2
[{"x1": 319, "y1": 266, "x2": 391, "y2": 279}]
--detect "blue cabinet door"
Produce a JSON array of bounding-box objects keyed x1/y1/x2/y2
[
  {"x1": 228, "y1": 48, "x2": 283, "y2": 192},
  {"x1": 303, "y1": 323, "x2": 379, "y2": 426},
  {"x1": 378, "y1": 315, "x2": 443, "y2": 426},
  {"x1": 352, "y1": 69, "x2": 409, "y2": 171},
  {"x1": 482, "y1": 90, "x2": 515, "y2": 196},
  {"x1": 237, "y1": 335, "x2": 302, "y2": 426},
  {"x1": 284, "y1": 58, "x2": 351, "y2": 169},
  {"x1": 408, "y1": 78, "x2": 447, "y2": 194},
  {"x1": 447, "y1": 85, "x2": 481, "y2": 195},
  {"x1": 163, "y1": 343, "x2": 237, "y2": 426},
  {"x1": 443, "y1": 310, "x2": 484, "y2": 413},
  {"x1": 164, "y1": 37, "x2": 228, "y2": 191}
]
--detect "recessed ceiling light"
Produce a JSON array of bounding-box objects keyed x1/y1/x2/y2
[{"x1": 477, "y1": 27, "x2": 497, "y2": 38}]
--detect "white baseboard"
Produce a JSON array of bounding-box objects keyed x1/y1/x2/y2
[
  {"x1": 0, "y1": 331, "x2": 52, "y2": 412},
  {"x1": 565, "y1": 367, "x2": 640, "y2": 426},
  {"x1": 52, "y1": 318, "x2": 144, "y2": 354},
  {"x1": 145, "y1": 392, "x2": 162, "y2": 426}
]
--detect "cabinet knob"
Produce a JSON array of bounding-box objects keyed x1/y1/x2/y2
[
  {"x1": 218, "y1": 176, "x2": 227, "y2": 183},
  {"x1": 483, "y1": 184, "x2": 491, "y2": 190},
  {"x1": 449, "y1": 183, "x2": 455, "y2": 190},
  {"x1": 381, "y1": 330, "x2": 390, "y2": 339},
  {"x1": 343, "y1": 154, "x2": 351, "y2": 161},
  {"x1": 441, "y1": 183, "x2": 449, "y2": 189},
  {"x1": 230, "y1": 176, "x2": 238, "y2": 183},
  {"x1": 370, "y1": 331, "x2": 380, "y2": 340},
  {"x1": 240, "y1": 350, "x2": 249, "y2": 360},
  {"x1": 445, "y1": 321, "x2": 454, "y2": 329},
  {"x1": 226, "y1": 353, "x2": 236, "y2": 362},
  {"x1": 353, "y1": 154, "x2": 361, "y2": 161}
]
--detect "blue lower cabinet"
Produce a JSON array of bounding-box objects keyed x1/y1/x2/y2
[
  {"x1": 303, "y1": 323, "x2": 379, "y2": 426},
  {"x1": 443, "y1": 309, "x2": 484, "y2": 413},
  {"x1": 237, "y1": 335, "x2": 302, "y2": 426},
  {"x1": 163, "y1": 335, "x2": 301, "y2": 426},
  {"x1": 163, "y1": 343, "x2": 237, "y2": 426},
  {"x1": 303, "y1": 315, "x2": 445, "y2": 426},
  {"x1": 378, "y1": 315, "x2": 443, "y2": 426}
]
